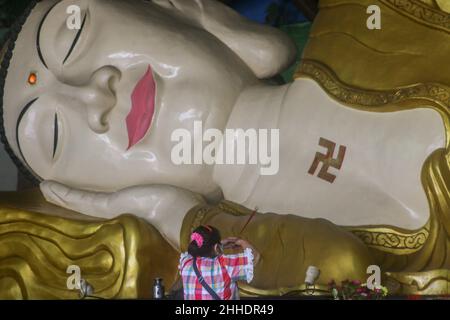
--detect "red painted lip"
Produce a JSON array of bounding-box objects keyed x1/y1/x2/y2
[{"x1": 126, "y1": 65, "x2": 156, "y2": 150}]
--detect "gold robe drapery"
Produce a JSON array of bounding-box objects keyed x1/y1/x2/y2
[
  {"x1": 0, "y1": 190, "x2": 179, "y2": 299},
  {"x1": 295, "y1": 0, "x2": 450, "y2": 293}
]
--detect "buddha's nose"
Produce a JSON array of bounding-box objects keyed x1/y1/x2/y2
[{"x1": 79, "y1": 66, "x2": 121, "y2": 134}]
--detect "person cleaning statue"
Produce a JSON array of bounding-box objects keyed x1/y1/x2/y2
[{"x1": 179, "y1": 225, "x2": 260, "y2": 300}]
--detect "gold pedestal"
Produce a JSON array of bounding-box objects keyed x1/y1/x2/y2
[{"x1": 0, "y1": 189, "x2": 179, "y2": 299}]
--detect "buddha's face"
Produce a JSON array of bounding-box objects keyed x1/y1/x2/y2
[{"x1": 2, "y1": 0, "x2": 261, "y2": 193}]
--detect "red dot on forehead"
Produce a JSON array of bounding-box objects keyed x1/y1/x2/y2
[{"x1": 28, "y1": 73, "x2": 37, "y2": 85}]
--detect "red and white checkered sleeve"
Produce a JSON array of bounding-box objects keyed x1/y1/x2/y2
[{"x1": 222, "y1": 248, "x2": 254, "y2": 283}]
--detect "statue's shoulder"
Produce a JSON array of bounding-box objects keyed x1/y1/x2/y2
[{"x1": 300, "y1": 0, "x2": 450, "y2": 91}]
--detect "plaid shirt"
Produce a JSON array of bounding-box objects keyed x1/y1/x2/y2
[{"x1": 179, "y1": 248, "x2": 254, "y2": 300}]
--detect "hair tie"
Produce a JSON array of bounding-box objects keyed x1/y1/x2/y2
[
  {"x1": 191, "y1": 232, "x2": 204, "y2": 248},
  {"x1": 203, "y1": 225, "x2": 212, "y2": 232}
]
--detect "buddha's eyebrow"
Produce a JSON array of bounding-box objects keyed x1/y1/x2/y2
[
  {"x1": 63, "y1": 13, "x2": 87, "y2": 64},
  {"x1": 16, "y1": 98, "x2": 39, "y2": 168},
  {"x1": 37, "y1": 3, "x2": 59, "y2": 69}
]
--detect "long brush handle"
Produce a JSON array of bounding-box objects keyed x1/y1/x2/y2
[{"x1": 239, "y1": 207, "x2": 258, "y2": 236}]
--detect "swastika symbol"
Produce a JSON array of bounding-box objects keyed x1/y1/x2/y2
[{"x1": 308, "y1": 137, "x2": 347, "y2": 184}]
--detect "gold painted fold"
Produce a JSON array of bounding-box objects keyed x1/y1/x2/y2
[
  {"x1": 0, "y1": 192, "x2": 179, "y2": 299},
  {"x1": 305, "y1": 0, "x2": 450, "y2": 90},
  {"x1": 181, "y1": 201, "x2": 375, "y2": 297},
  {"x1": 385, "y1": 269, "x2": 450, "y2": 295}
]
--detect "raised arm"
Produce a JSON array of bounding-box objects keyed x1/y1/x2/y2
[{"x1": 222, "y1": 237, "x2": 261, "y2": 266}]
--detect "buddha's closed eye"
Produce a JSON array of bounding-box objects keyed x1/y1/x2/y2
[
  {"x1": 53, "y1": 113, "x2": 58, "y2": 159},
  {"x1": 16, "y1": 98, "x2": 62, "y2": 177},
  {"x1": 36, "y1": 3, "x2": 56, "y2": 69},
  {"x1": 37, "y1": 2, "x2": 89, "y2": 68},
  {"x1": 63, "y1": 12, "x2": 87, "y2": 64},
  {"x1": 16, "y1": 98, "x2": 39, "y2": 176}
]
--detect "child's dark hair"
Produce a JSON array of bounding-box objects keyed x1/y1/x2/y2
[{"x1": 188, "y1": 225, "x2": 221, "y2": 258}]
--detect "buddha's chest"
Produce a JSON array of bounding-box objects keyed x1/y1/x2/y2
[{"x1": 230, "y1": 79, "x2": 446, "y2": 229}]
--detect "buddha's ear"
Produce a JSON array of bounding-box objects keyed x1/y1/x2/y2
[{"x1": 153, "y1": 0, "x2": 297, "y2": 79}]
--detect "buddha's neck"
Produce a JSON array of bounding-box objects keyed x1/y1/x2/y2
[
  {"x1": 227, "y1": 83, "x2": 290, "y2": 132},
  {"x1": 212, "y1": 83, "x2": 290, "y2": 200}
]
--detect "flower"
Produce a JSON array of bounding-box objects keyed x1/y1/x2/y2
[{"x1": 330, "y1": 279, "x2": 388, "y2": 300}]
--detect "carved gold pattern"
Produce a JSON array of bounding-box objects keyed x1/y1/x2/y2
[
  {"x1": 380, "y1": 0, "x2": 450, "y2": 32},
  {"x1": 347, "y1": 227, "x2": 430, "y2": 254},
  {"x1": 296, "y1": 60, "x2": 450, "y2": 110}
]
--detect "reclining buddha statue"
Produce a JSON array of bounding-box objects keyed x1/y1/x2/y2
[{"x1": 0, "y1": 0, "x2": 449, "y2": 298}]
